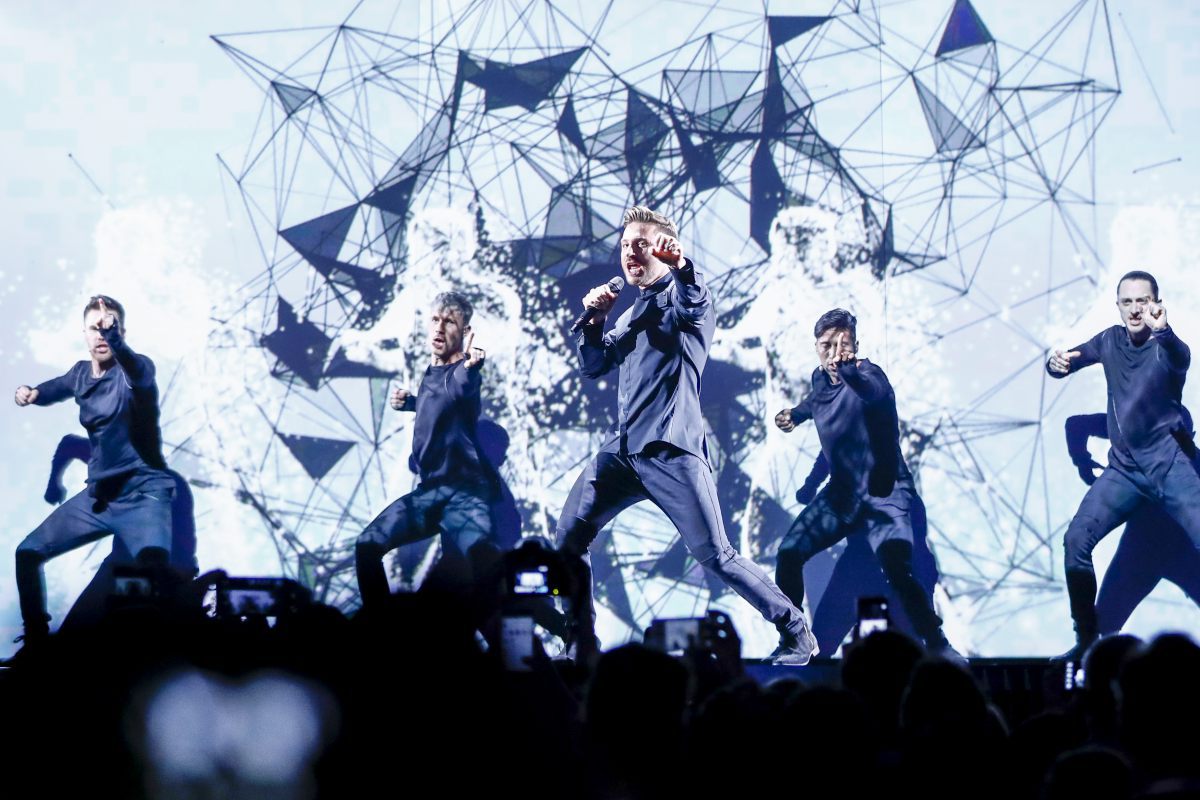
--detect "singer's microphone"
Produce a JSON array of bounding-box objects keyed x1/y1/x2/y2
[{"x1": 569, "y1": 277, "x2": 625, "y2": 334}]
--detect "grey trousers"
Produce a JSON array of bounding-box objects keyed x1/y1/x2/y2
[{"x1": 556, "y1": 443, "x2": 806, "y2": 641}]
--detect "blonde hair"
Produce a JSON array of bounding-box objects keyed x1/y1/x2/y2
[{"x1": 621, "y1": 206, "x2": 679, "y2": 239}]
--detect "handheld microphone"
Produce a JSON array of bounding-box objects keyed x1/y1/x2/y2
[{"x1": 569, "y1": 277, "x2": 625, "y2": 334}]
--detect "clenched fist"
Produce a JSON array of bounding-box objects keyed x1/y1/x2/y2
[
  {"x1": 1048, "y1": 349, "x2": 1081, "y2": 375},
  {"x1": 389, "y1": 387, "x2": 410, "y2": 410},
  {"x1": 14, "y1": 385, "x2": 38, "y2": 407}
]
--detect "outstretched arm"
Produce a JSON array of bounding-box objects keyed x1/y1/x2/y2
[
  {"x1": 776, "y1": 396, "x2": 813, "y2": 433},
  {"x1": 96, "y1": 298, "x2": 154, "y2": 387},
  {"x1": 652, "y1": 232, "x2": 710, "y2": 329},
  {"x1": 1047, "y1": 331, "x2": 1102, "y2": 378},
  {"x1": 22, "y1": 369, "x2": 76, "y2": 407},
  {"x1": 837, "y1": 360, "x2": 889, "y2": 404},
  {"x1": 1146, "y1": 303, "x2": 1191, "y2": 372}
]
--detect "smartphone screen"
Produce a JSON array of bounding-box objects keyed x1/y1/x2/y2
[
  {"x1": 856, "y1": 596, "x2": 890, "y2": 639},
  {"x1": 501, "y1": 615, "x2": 535, "y2": 672},
  {"x1": 662, "y1": 618, "x2": 701, "y2": 653}
]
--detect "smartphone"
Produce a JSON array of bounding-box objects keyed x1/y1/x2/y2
[
  {"x1": 501, "y1": 615, "x2": 535, "y2": 672},
  {"x1": 855, "y1": 596, "x2": 890, "y2": 639},
  {"x1": 643, "y1": 617, "x2": 704, "y2": 654}
]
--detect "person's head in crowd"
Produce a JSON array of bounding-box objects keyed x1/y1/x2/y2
[
  {"x1": 1118, "y1": 633, "x2": 1200, "y2": 782},
  {"x1": 842, "y1": 629, "x2": 924, "y2": 735},
  {"x1": 1042, "y1": 746, "x2": 1133, "y2": 800},
  {"x1": 1080, "y1": 634, "x2": 1142, "y2": 742}
]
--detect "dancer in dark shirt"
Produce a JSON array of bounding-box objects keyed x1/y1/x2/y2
[
  {"x1": 1065, "y1": 412, "x2": 1200, "y2": 634},
  {"x1": 774, "y1": 309, "x2": 958, "y2": 657},
  {"x1": 557, "y1": 206, "x2": 815, "y2": 665},
  {"x1": 12, "y1": 296, "x2": 174, "y2": 647},
  {"x1": 1048, "y1": 270, "x2": 1200, "y2": 659},
  {"x1": 355, "y1": 292, "x2": 501, "y2": 611}
]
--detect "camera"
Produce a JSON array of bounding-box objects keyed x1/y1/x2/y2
[{"x1": 498, "y1": 539, "x2": 574, "y2": 669}]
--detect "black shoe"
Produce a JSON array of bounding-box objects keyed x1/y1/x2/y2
[
  {"x1": 1052, "y1": 627, "x2": 1098, "y2": 665},
  {"x1": 770, "y1": 626, "x2": 819, "y2": 666}
]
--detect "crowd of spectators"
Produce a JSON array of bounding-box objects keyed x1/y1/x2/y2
[{"x1": 1, "y1": 582, "x2": 1197, "y2": 800}]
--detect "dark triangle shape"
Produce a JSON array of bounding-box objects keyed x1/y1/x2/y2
[
  {"x1": 645, "y1": 538, "x2": 690, "y2": 581},
  {"x1": 362, "y1": 175, "x2": 417, "y2": 216},
  {"x1": 625, "y1": 90, "x2": 669, "y2": 189},
  {"x1": 935, "y1": 0, "x2": 994, "y2": 58},
  {"x1": 912, "y1": 76, "x2": 982, "y2": 153},
  {"x1": 558, "y1": 96, "x2": 587, "y2": 153},
  {"x1": 768, "y1": 15, "x2": 831, "y2": 47},
  {"x1": 469, "y1": 48, "x2": 585, "y2": 112},
  {"x1": 259, "y1": 299, "x2": 332, "y2": 390},
  {"x1": 271, "y1": 81, "x2": 317, "y2": 116},
  {"x1": 874, "y1": 207, "x2": 896, "y2": 278},
  {"x1": 278, "y1": 432, "x2": 355, "y2": 482},
  {"x1": 673, "y1": 115, "x2": 722, "y2": 192},
  {"x1": 279, "y1": 204, "x2": 358, "y2": 260},
  {"x1": 302, "y1": 252, "x2": 388, "y2": 303},
  {"x1": 749, "y1": 140, "x2": 787, "y2": 252},
  {"x1": 592, "y1": 531, "x2": 638, "y2": 629}
]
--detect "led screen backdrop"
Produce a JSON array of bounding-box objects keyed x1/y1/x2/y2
[{"x1": 4, "y1": 0, "x2": 1197, "y2": 656}]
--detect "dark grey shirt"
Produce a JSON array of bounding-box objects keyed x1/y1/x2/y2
[
  {"x1": 402, "y1": 360, "x2": 493, "y2": 491},
  {"x1": 1048, "y1": 324, "x2": 1191, "y2": 481},
  {"x1": 33, "y1": 325, "x2": 167, "y2": 485},
  {"x1": 575, "y1": 258, "x2": 714, "y2": 466},
  {"x1": 790, "y1": 359, "x2": 914, "y2": 519}
]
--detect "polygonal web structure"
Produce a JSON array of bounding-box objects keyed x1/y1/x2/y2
[{"x1": 170, "y1": 0, "x2": 1123, "y2": 654}]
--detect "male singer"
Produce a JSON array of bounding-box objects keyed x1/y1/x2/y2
[{"x1": 557, "y1": 206, "x2": 817, "y2": 665}]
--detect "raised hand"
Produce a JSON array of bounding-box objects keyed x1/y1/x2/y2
[
  {"x1": 835, "y1": 331, "x2": 857, "y2": 366},
  {"x1": 1048, "y1": 349, "x2": 1081, "y2": 374},
  {"x1": 1146, "y1": 300, "x2": 1168, "y2": 331},
  {"x1": 96, "y1": 296, "x2": 116, "y2": 330},
  {"x1": 14, "y1": 385, "x2": 38, "y2": 407},
  {"x1": 581, "y1": 283, "x2": 619, "y2": 322},
  {"x1": 775, "y1": 408, "x2": 796, "y2": 433},
  {"x1": 463, "y1": 330, "x2": 486, "y2": 369},
  {"x1": 651, "y1": 233, "x2": 684, "y2": 267},
  {"x1": 389, "y1": 386, "x2": 410, "y2": 410}
]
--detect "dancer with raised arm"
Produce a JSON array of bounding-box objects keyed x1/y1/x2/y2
[
  {"x1": 774, "y1": 309, "x2": 959, "y2": 658},
  {"x1": 355, "y1": 292, "x2": 502, "y2": 614},
  {"x1": 1048, "y1": 271, "x2": 1200, "y2": 660},
  {"x1": 12, "y1": 296, "x2": 174, "y2": 651}
]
